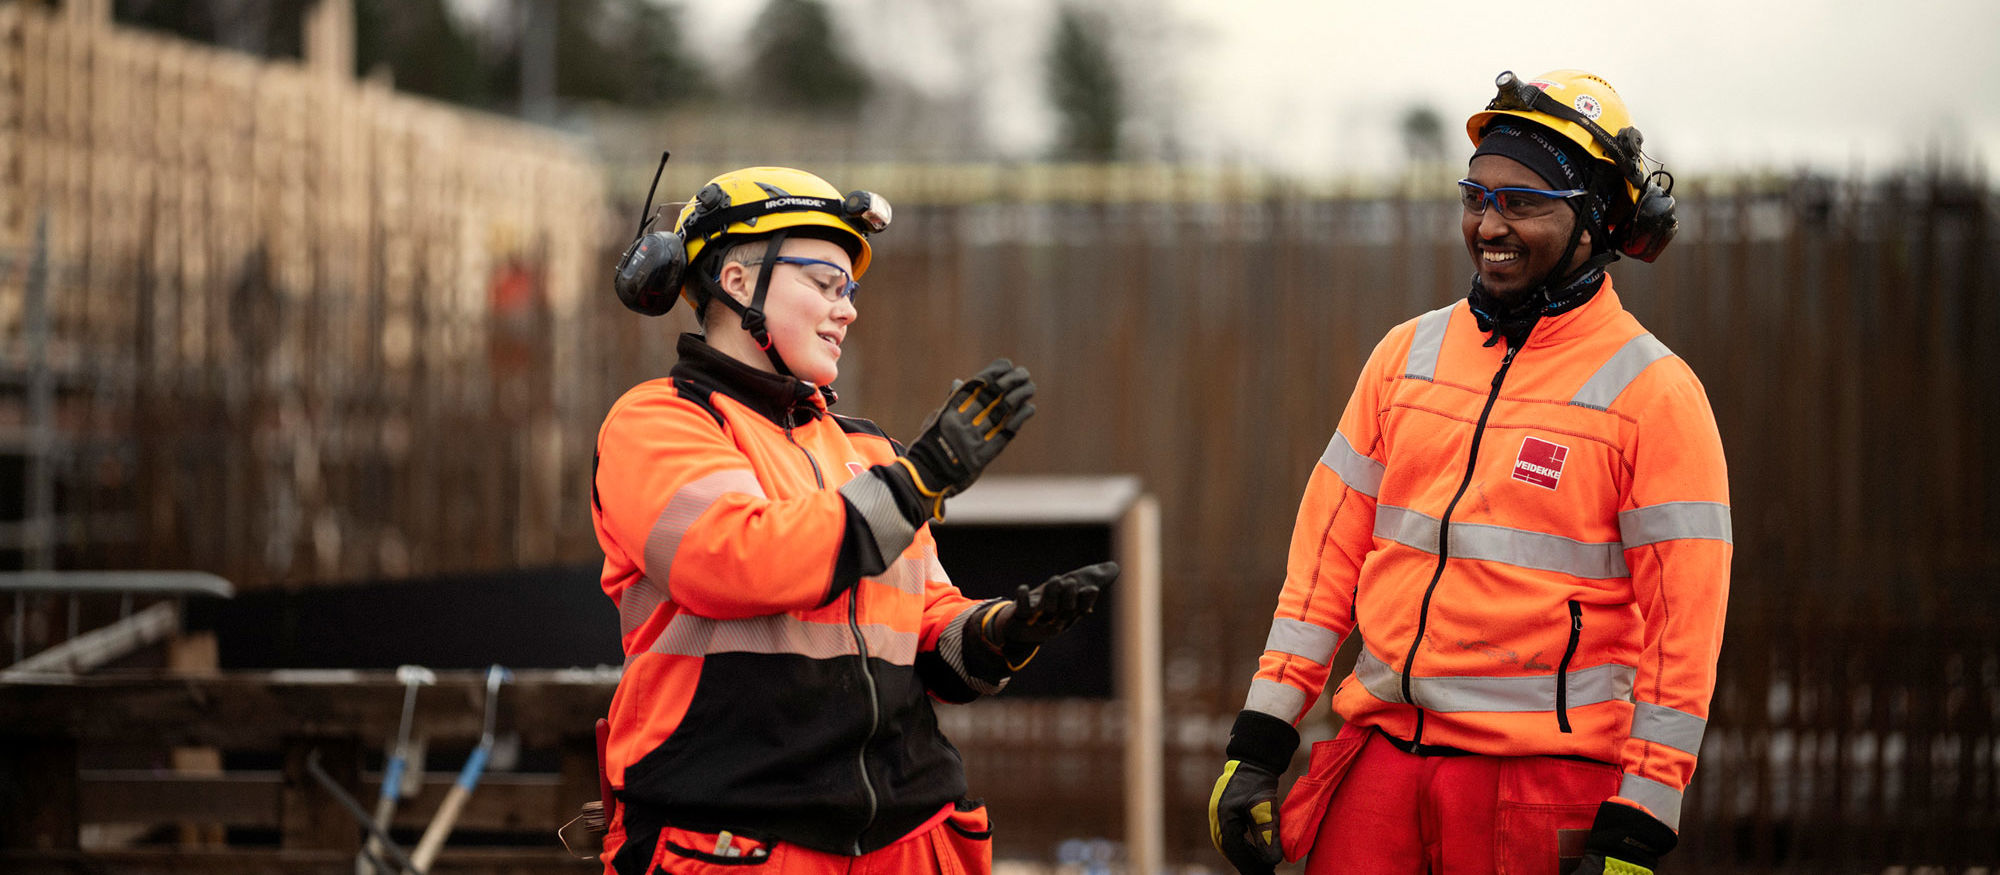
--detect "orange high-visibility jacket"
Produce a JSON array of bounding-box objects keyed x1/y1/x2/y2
[
  {"x1": 1247, "y1": 279, "x2": 1730, "y2": 831},
  {"x1": 592, "y1": 336, "x2": 1012, "y2": 861}
]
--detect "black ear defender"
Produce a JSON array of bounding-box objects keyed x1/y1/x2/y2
[
  {"x1": 1489, "y1": 71, "x2": 1678, "y2": 263},
  {"x1": 614, "y1": 150, "x2": 694, "y2": 316},
  {"x1": 1610, "y1": 126, "x2": 1677, "y2": 263}
]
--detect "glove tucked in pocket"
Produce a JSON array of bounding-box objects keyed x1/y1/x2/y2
[
  {"x1": 1278, "y1": 723, "x2": 1369, "y2": 862},
  {"x1": 1493, "y1": 756, "x2": 1620, "y2": 875}
]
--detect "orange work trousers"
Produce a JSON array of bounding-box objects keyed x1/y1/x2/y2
[
  {"x1": 1284, "y1": 724, "x2": 1619, "y2": 875},
  {"x1": 605, "y1": 802, "x2": 992, "y2": 875}
]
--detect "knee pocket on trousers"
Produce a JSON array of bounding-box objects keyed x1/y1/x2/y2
[{"x1": 1494, "y1": 757, "x2": 1619, "y2": 875}]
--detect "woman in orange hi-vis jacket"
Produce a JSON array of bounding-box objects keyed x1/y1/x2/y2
[
  {"x1": 594, "y1": 164, "x2": 1117, "y2": 874},
  {"x1": 1210, "y1": 70, "x2": 1729, "y2": 875}
]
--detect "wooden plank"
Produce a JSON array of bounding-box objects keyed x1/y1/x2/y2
[
  {"x1": 0, "y1": 735, "x2": 78, "y2": 851},
  {"x1": 1, "y1": 601, "x2": 176, "y2": 676},
  {"x1": 279, "y1": 736, "x2": 358, "y2": 853},
  {"x1": 1116, "y1": 495, "x2": 1162, "y2": 875},
  {"x1": 76, "y1": 771, "x2": 564, "y2": 834},
  {"x1": 0, "y1": 847, "x2": 591, "y2": 875},
  {"x1": 0, "y1": 669, "x2": 615, "y2": 749}
]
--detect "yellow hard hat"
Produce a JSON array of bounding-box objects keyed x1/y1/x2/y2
[
  {"x1": 614, "y1": 162, "x2": 891, "y2": 317},
  {"x1": 1466, "y1": 69, "x2": 1637, "y2": 201},
  {"x1": 674, "y1": 166, "x2": 885, "y2": 284},
  {"x1": 1465, "y1": 69, "x2": 1678, "y2": 262}
]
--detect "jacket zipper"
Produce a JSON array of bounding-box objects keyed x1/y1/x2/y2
[
  {"x1": 1556, "y1": 600, "x2": 1582, "y2": 733},
  {"x1": 784, "y1": 419, "x2": 880, "y2": 851},
  {"x1": 847, "y1": 578, "x2": 881, "y2": 851},
  {"x1": 1401, "y1": 338, "x2": 1522, "y2": 744}
]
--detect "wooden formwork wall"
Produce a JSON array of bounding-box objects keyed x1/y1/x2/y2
[{"x1": 0, "y1": 3, "x2": 608, "y2": 587}]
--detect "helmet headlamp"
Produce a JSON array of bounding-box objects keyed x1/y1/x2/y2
[{"x1": 842, "y1": 191, "x2": 892, "y2": 234}]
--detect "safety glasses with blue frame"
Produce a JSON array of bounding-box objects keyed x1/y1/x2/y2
[
  {"x1": 748, "y1": 255, "x2": 860, "y2": 302},
  {"x1": 1457, "y1": 179, "x2": 1588, "y2": 221}
]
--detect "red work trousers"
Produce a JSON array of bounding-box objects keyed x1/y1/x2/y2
[
  {"x1": 1292, "y1": 726, "x2": 1619, "y2": 875},
  {"x1": 603, "y1": 803, "x2": 992, "y2": 875}
]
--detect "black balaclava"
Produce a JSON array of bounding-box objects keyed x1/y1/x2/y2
[{"x1": 1466, "y1": 122, "x2": 1618, "y2": 347}]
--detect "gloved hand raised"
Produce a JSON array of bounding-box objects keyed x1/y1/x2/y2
[
  {"x1": 893, "y1": 359, "x2": 1035, "y2": 522},
  {"x1": 984, "y1": 561, "x2": 1117, "y2": 646},
  {"x1": 1574, "y1": 801, "x2": 1678, "y2": 875}
]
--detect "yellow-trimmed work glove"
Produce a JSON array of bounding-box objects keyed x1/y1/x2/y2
[
  {"x1": 1574, "y1": 800, "x2": 1678, "y2": 875},
  {"x1": 1209, "y1": 710, "x2": 1297, "y2": 875},
  {"x1": 890, "y1": 359, "x2": 1035, "y2": 522}
]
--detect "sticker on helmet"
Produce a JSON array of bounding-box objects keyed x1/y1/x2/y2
[
  {"x1": 1529, "y1": 79, "x2": 1560, "y2": 91},
  {"x1": 1573, "y1": 95, "x2": 1603, "y2": 119}
]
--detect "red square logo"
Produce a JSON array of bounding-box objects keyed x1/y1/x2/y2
[{"x1": 1512, "y1": 436, "x2": 1569, "y2": 490}]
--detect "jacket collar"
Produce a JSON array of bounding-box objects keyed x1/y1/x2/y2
[
  {"x1": 670, "y1": 333, "x2": 830, "y2": 427},
  {"x1": 1521, "y1": 274, "x2": 1623, "y2": 349}
]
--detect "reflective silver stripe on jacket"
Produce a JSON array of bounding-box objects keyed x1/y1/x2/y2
[
  {"x1": 1265, "y1": 617, "x2": 1341, "y2": 665},
  {"x1": 1618, "y1": 772, "x2": 1685, "y2": 831},
  {"x1": 649, "y1": 612, "x2": 918, "y2": 666},
  {"x1": 619, "y1": 577, "x2": 667, "y2": 644},
  {"x1": 1630, "y1": 701, "x2": 1707, "y2": 755},
  {"x1": 1620, "y1": 501, "x2": 1734, "y2": 548},
  {"x1": 1353, "y1": 647, "x2": 1636, "y2": 713},
  {"x1": 868, "y1": 552, "x2": 928, "y2": 597},
  {"x1": 1403, "y1": 304, "x2": 1456, "y2": 381},
  {"x1": 628, "y1": 468, "x2": 767, "y2": 637},
  {"x1": 1244, "y1": 677, "x2": 1308, "y2": 723},
  {"x1": 1570, "y1": 333, "x2": 1672, "y2": 411},
  {"x1": 937, "y1": 601, "x2": 1007, "y2": 695},
  {"x1": 1319, "y1": 431, "x2": 1384, "y2": 499},
  {"x1": 839, "y1": 471, "x2": 918, "y2": 568},
  {"x1": 1375, "y1": 504, "x2": 1631, "y2": 580}
]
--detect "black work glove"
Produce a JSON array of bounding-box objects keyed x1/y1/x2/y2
[
  {"x1": 1574, "y1": 800, "x2": 1678, "y2": 875},
  {"x1": 976, "y1": 562, "x2": 1117, "y2": 668},
  {"x1": 892, "y1": 359, "x2": 1035, "y2": 522},
  {"x1": 1210, "y1": 710, "x2": 1299, "y2": 875}
]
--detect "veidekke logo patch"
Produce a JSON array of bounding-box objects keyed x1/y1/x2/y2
[{"x1": 1512, "y1": 436, "x2": 1569, "y2": 490}]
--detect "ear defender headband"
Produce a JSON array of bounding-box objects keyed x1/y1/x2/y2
[
  {"x1": 612, "y1": 153, "x2": 894, "y2": 317},
  {"x1": 1488, "y1": 71, "x2": 1679, "y2": 262}
]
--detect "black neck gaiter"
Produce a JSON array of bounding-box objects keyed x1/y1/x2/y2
[{"x1": 1467, "y1": 265, "x2": 1606, "y2": 348}]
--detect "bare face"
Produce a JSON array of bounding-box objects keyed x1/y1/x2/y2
[
  {"x1": 1462, "y1": 154, "x2": 1593, "y2": 304},
  {"x1": 717, "y1": 236, "x2": 858, "y2": 386}
]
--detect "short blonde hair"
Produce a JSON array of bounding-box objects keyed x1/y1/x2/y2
[{"x1": 697, "y1": 240, "x2": 770, "y2": 329}]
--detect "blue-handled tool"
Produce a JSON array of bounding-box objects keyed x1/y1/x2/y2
[
  {"x1": 409, "y1": 665, "x2": 509, "y2": 872},
  {"x1": 360, "y1": 665, "x2": 433, "y2": 875}
]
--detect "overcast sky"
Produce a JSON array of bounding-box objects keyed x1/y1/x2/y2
[{"x1": 675, "y1": 0, "x2": 1997, "y2": 181}]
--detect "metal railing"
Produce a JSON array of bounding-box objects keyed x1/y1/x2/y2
[{"x1": 1, "y1": 570, "x2": 234, "y2": 675}]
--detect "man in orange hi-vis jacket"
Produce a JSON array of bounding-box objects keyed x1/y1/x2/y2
[
  {"x1": 1210, "y1": 70, "x2": 1729, "y2": 875},
  {"x1": 593, "y1": 164, "x2": 1117, "y2": 874}
]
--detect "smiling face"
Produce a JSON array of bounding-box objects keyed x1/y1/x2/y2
[
  {"x1": 1462, "y1": 153, "x2": 1592, "y2": 304},
  {"x1": 714, "y1": 235, "x2": 858, "y2": 386}
]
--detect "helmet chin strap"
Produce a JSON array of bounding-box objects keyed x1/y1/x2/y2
[{"x1": 696, "y1": 231, "x2": 797, "y2": 378}]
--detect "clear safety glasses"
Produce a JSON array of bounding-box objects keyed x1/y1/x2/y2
[{"x1": 751, "y1": 256, "x2": 860, "y2": 302}]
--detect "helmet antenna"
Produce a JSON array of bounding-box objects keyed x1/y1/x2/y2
[{"x1": 635, "y1": 150, "x2": 670, "y2": 240}]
